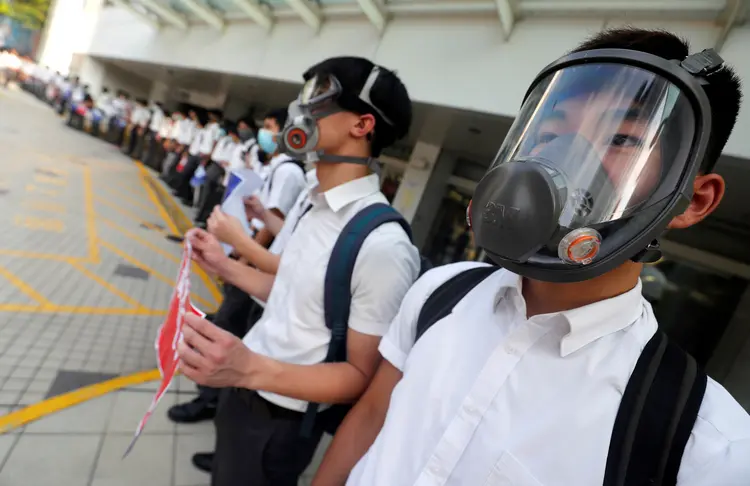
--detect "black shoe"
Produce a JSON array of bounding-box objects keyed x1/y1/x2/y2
[
  {"x1": 191, "y1": 452, "x2": 214, "y2": 473},
  {"x1": 167, "y1": 397, "x2": 216, "y2": 423}
]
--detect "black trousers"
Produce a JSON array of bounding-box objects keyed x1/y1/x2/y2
[
  {"x1": 175, "y1": 154, "x2": 203, "y2": 201},
  {"x1": 197, "y1": 284, "x2": 264, "y2": 404},
  {"x1": 213, "y1": 388, "x2": 324, "y2": 486},
  {"x1": 195, "y1": 164, "x2": 226, "y2": 224}
]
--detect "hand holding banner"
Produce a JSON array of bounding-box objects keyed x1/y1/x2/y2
[{"x1": 124, "y1": 240, "x2": 204, "y2": 457}]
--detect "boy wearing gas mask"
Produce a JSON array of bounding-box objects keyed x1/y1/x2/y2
[
  {"x1": 312, "y1": 28, "x2": 749, "y2": 486},
  {"x1": 174, "y1": 57, "x2": 421, "y2": 486}
]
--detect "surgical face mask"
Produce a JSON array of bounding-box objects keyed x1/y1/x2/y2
[
  {"x1": 470, "y1": 48, "x2": 722, "y2": 283},
  {"x1": 218, "y1": 128, "x2": 226, "y2": 138},
  {"x1": 257, "y1": 128, "x2": 278, "y2": 155},
  {"x1": 238, "y1": 127, "x2": 253, "y2": 141}
]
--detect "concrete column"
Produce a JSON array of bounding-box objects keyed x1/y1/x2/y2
[
  {"x1": 391, "y1": 110, "x2": 453, "y2": 246},
  {"x1": 149, "y1": 80, "x2": 171, "y2": 104}
]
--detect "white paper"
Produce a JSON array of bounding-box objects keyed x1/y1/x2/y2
[{"x1": 220, "y1": 169, "x2": 264, "y2": 255}]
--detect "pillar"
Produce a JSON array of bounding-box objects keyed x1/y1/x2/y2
[{"x1": 391, "y1": 110, "x2": 453, "y2": 248}]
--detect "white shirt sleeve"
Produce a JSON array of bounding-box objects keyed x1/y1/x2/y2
[
  {"x1": 347, "y1": 228, "x2": 421, "y2": 337},
  {"x1": 200, "y1": 124, "x2": 219, "y2": 155},
  {"x1": 378, "y1": 262, "x2": 490, "y2": 371},
  {"x1": 264, "y1": 164, "x2": 306, "y2": 216}
]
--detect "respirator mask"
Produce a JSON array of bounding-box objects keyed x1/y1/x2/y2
[
  {"x1": 277, "y1": 67, "x2": 394, "y2": 169},
  {"x1": 470, "y1": 48, "x2": 724, "y2": 283}
]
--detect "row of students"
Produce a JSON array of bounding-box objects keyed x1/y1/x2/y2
[{"x1": 172, "y1": 28, "x2": 749, "y2": 486}]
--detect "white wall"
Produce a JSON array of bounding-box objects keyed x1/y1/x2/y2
[
  {"x1": 37, "y1": 0, "x2": 104, "y2": 75},
  {"x1": 76, "y1": 8, "x2": 750, "y2": 158}
]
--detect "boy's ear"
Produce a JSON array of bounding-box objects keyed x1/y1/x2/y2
[{"x1": 667, "y1": 173, "x2": 725, "y2": 229}]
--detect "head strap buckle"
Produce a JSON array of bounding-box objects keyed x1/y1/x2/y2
[{"x1": 680, "y1": 48, "x2": 724, "y2": 77}]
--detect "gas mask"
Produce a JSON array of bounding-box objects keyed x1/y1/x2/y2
[
  {"x1": 277, "y1": 67, "x2": 394, "y2": 168},
  {"x1": 470, "y1": 48, "x2": 724, "y2": 283}
]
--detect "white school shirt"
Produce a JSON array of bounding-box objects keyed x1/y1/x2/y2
[
  {"x1": 188, "y1": 127, "x2": 206, "y2": 156},
  {"x1": 149, "y1": 107, "x2": 164, "y2": 132},
  {"x1": 211, "y1": 136, "x2": 235, "y2": 163},
  {"x1": 249, "y1": 154, "x2": 306, "y2": 229},
  {"x1": 242, "y1": 173, "x2": 421, "y2": 412},
  {"x1": 200, "y1": 122, "x2": 221, "y2": 155},
  {"x1": 177, "y1": 119, "x2": 197, "y2": 145},
  {"x1": 159, "y1": 118, "x2": 173, "y2": 139},
  {"x1": 348, "y1": 262, "x2": 750, "y2": 486},
  {"x1": 250, "y1": 169, "x2": 318, "y2": 309}
]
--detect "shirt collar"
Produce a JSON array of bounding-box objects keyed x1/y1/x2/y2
[
  {"x1": 312, "y1": 174, "x2": 381, "y2": 213},
  {"x1": 493, "y1": 272, "x2": 644, "y2": 357}
]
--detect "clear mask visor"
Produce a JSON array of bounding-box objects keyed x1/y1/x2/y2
[{"x1": 490, "y1": 63, "x2": 697, "y2": 228}]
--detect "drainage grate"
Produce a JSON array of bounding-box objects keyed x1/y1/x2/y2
[
  {"x1": 0, "y1": 188, "x2": 9, "y2": 196},
  {"x1": 113, "y1": 263, "x2": 150, "y2": 280},
  {"x1": 45, "y1": 370, "x2": 119, "y2": 399},
  {"x1": 140, "y1": 222, "x2": 166, "y2": 231},
  {"x1": 34, "y1": 169, "x2": 60, "y2": 178}
]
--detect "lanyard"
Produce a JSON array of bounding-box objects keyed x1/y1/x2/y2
[{"x1": 291, "y1": 203, "x2": 313, "y2": 234}]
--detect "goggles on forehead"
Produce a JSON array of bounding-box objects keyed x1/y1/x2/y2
[{"x1": 299, "y1": 67, "x2": 394, "y2": 126}]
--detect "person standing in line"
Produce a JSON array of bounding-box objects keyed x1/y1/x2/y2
[
  {"x1": 175, "y1": 57, "x2": 420, "y2": 486},
  {"x1": 312, "y1": 28, "x2": 750, "y2": 486}
]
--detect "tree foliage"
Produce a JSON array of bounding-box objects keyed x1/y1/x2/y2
[{"x1": 0, "y1": 0, "x2": 52, "y2": 30}]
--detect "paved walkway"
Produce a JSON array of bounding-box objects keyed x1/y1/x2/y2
[{"x1": 0, "y1": 86, "x2": 237, "y2": 486}]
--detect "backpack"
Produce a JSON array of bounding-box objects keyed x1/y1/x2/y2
[
  {"x1": 300, "y1": 203, "x2": 432, "y2": 437},
  {"x1": 414, "y1": 265, "x2": 707, "y2": 486}
]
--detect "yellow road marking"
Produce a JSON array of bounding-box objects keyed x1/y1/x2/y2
[
  {"x1": 0, "y1": 265, "x2": 53, "y2": 306},
  {"x1": 0, "y1": 250, "x2": 87, "y2": 262},
  {"x1": 0, "y1": 369, "x2": 162, "y2": 434},
  {"x1": 26, "y1": 184, "x2": 59, "y2": 197},
  {"x1": 137, "y1": 163, "x2": 223, "y2": 305},
  {"x1": 100, "y1": 239, "x2": 215, "y2": 310},
  {"x1": 95, "y1": 195, "x2": 156, "y2": 228},
  {"x1": 0, "y1": 304, "x2": 167, "y2": 315},
  {"x1": 98, "y1": 217, "x2": 177, "y2": 262},
  {"x1": 22, "y1": 200, "x2": 67, "y2": 213},
  {"x1": 13, "y1": 215, "x2": 65, "y2": 232},
  {"x1": 106, "y1": 184, "x2": 161, "y2": 218},
  {"x1": 83, "y1": 167, "x2": 100, "y2": 264},
  {"x1": 33, "y1": 174, "x2": 67, "y2": 186},
  {"x1": 69, "y1": 261, "x2": 145, "y2": 309}
]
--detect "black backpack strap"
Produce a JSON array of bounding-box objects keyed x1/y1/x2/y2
[
  {"x1": 300, "y1": 203, "x2": 411, "y2": 436},
  {"x1": 414, "y1": 265, "x2": 498, "y2": 342},
  {"x1": 604, "y1": 331, "x2": 707, "y2": 486}
]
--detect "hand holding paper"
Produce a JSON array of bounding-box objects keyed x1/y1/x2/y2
[
  {"x1": 207, "y1": 207, "x2": 248, "y2": 248},
  {"x1": 187, "y1": 228, "x2": 229, "y2": 277},
  {"x1": 177, "y1": 314, "x2": 262, "y2": 389},
  {"x1": 219, "y1": 169, "x2": 263, "y2": 255}
]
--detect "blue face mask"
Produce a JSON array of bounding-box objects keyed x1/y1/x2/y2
[
  {"x1": 257, "y1": 128, "x2": 278, "y2": 155},
  {"x1": 218, "y1": 129, "x2": 227, "y2": 138}
]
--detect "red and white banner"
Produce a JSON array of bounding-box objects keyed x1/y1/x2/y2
[{"x1": 125, "y1": 240, "x2": 204, "y2": 457}]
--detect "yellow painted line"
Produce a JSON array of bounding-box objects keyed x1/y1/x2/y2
[
  {"x1": 33, "y1": 174, "x2": 67, "y2": 186},
  {"x1": 100, "y1": 240, "x2": 215, "y2": 310},
  {"x1": 136, "y1": 162, "x2": 181, "y2": 235},
  {"x1": 0, "y1": 369, "x2": 162, "y2": 433},
  {"x1": 69, "y1": 261, "x2": 145, "y2": 309},
  {"x1": 137, "y1": 163, "x2": 223, "y2": 305},
  {"x1": 26, "y1": 184, "x2": 59, "y2": 197},
  {"x1": 106, "y1": 184, "x2": 161, "y2": 218},
  {"x1": 83, "y1": 167, "x2": 101, "y2": 264},
  {"x1": 22, "y1": 200, "x2": 67, "y2": 214},
  {"x1": 13, "y1": 214, "x2": 65, "y2": 232},
  {"x1": 98, "y1": 217, "x2": 177, "y2": 262},
  {"x1": 0, "y1": 250, "x2": 87, "y2": 262},
  {"x1": 0, "y1": 303, "x2": 167, "y2": 315},
  {"x1": 0, "y1": 265, "x2": 54, "y2": 306},
  {"x1": 95, "y1": 196, "x2": 156, "y2": 227}
]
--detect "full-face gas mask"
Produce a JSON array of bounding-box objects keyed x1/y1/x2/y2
[
  {"x1": 278, "y1": 67, "x2": 393, "y2": 168},
  {"x1": 470, "y1": 48, "x2": 725, "y2": 283}
]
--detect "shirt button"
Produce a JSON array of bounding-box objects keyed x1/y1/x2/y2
[
  {"x1": 429, "y1": 464, "x2": 443, "y2": 477},
  {"x1": 504, "y1": 344, "x2": 519, "y2": 356}
]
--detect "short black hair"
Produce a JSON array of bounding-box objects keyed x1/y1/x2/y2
[
  {"x1": 572, "y1": 27, "x2": 742, "y2": 172},
  {"x1": 303, "y1": 56, "x2": 412, "y2": 157},
  {"x1": 264, "y1": 108, "x2": 288, "y2": 129}
]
